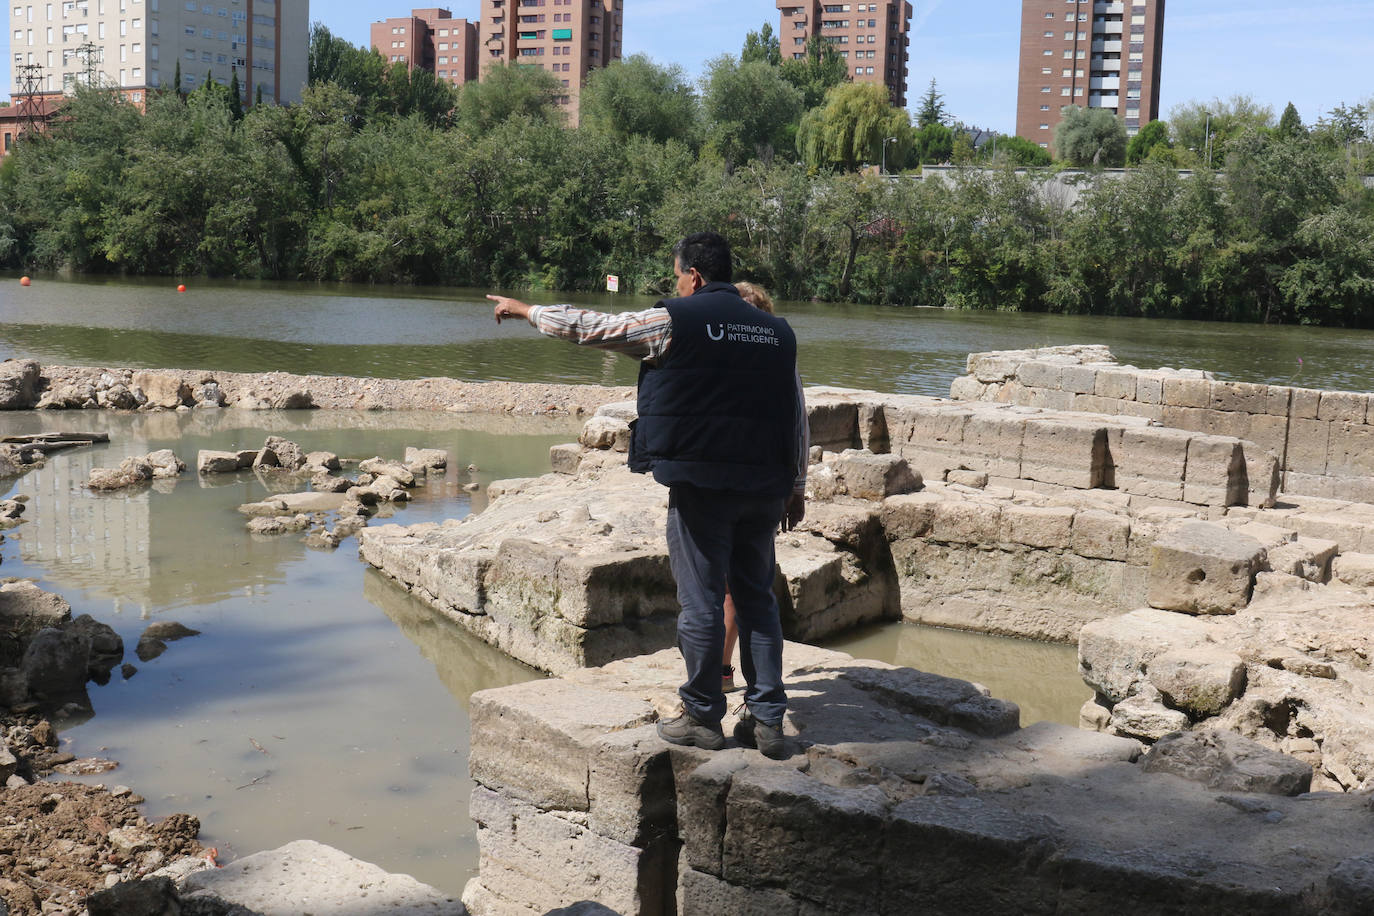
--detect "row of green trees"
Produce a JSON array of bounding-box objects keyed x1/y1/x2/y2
[
  {"x1": 1054, "y1": 94, "x2": 1373, "y2": 170},
  {"x1": 0, "y1": 28, "x2": 1370, "y2": 325}
]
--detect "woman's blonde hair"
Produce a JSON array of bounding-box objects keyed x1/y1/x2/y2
[{"x1": 734, "y1": 281, "x2": 775, "y2": 314}]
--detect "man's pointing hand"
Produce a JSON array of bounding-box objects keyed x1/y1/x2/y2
[{"x1": 488, "y1": 295, "x2": 533, "y2": 325}]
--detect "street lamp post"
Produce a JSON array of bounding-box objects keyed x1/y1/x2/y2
[
  {"x1": 1203, "y1": 112, "x2": 1213, "y2": 168},
  {"x1": 882, "y1": 136, "x2": 897, "y2": 174}
]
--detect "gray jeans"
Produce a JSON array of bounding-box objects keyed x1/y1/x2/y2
[{"x1": 665, "y1": 484, "x2": 787, "y2": 726}]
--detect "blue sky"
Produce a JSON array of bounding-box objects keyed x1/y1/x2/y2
[{"x1": 4, "y1": 1, "x2": 1372, "y2": 134}]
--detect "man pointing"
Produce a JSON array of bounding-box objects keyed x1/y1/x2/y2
[{"x1": 490, "y1": 231, "x2": 807, "y2": 759}]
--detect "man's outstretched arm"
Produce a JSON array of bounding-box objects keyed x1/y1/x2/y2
[{"x1": 489, "y1": 295, "x2": 672, "y2": 362}]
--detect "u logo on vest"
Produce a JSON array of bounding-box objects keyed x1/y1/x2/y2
[{"x1": 706, "y1": 324, "x2": 725, "y2": 341}]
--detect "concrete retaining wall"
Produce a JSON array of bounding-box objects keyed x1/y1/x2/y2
[{"x1": 950, "y1": 347, "x2": 1370, "y2": 501}]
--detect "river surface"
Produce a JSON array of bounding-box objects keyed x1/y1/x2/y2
[{"x1": 4, "y1": 274, "x2": 1374, "y2": 394}]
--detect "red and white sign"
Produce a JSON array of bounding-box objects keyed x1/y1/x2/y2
[{"x1": 606, "y1": 274, "x2": 620, "y2": 293}]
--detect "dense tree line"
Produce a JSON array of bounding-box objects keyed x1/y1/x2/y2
[{"x1": 0, "y1": 26, "x2": 1370, "y2": 325}]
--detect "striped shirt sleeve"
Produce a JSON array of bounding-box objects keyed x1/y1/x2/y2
[{"x1": 527, "y1": 304, "x2": 673, "y2": 362}]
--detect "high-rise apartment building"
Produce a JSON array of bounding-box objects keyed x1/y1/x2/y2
[
  {"x1": 7, "y1": 0, "x2": 310, "y2": 105},
  {"x1": 775, "y1": 1, "x2": 912, "y2": 108},
  {"x1": 1015, "y1": 0, "x2": 1165, "y2": 147},
  {"x1": 371, "y1": 7, "x2": 478, "y2": 86},
  {"x1": 477, "y1": 0, "x2": 622, "y2": 123}
]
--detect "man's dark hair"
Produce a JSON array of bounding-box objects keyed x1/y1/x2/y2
[{"x1": 672, "y1": 232, "x2": 733, "y2": 284}]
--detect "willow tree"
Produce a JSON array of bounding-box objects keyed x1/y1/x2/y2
[{"x1": 797, "y1": 82, "x2": 912, "y2": 172}]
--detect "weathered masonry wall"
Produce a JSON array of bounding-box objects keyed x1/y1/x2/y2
[
  {"x1": 805, "y1": 385, "x2": 1279, "y2": 510},
  {"x1": 949, "y1": 346, "x2": 1372, "y2": 501},
  {"x1": 463, "y1": 644, "x2": 1374, "y2": 916}
]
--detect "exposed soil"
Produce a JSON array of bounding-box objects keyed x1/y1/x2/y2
[{"x1": 2, "y1": 717, "x2": 206, "y2": 915}]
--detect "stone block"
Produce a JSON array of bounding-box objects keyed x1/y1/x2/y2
[
  {"x1": 1072, "y1": 394, "x2": 1121, "y2": 415},
  {"x1": 1290, "y1": 387, "x2": 1322, "y2": 419},
  {"x1": 1108, "y1": 692, "x2": 1191, "y2": 741},
  {"x1": 1017, "y1": 361, "x2": 1063, "y2": 390},
  {"x1": 1318, "y1": 391, "x2": 1368, "y2": 424},
  {"x1": 1071, "y1": 510, "x2": 1130, "y2": 561},
  {"x1": 1110, "y1": 427, "x2": 1191, "y2": 501},
  {"x1": 1018, "y1": 419, "x2": 1108, "y2": 490},
  {"x1": 679, "y1": 868, "x2": 801, "y2": 916},
  {"x1": 1141, "y1": 729, "x2": 1313, "y2": 796},
  {"x1": 0, "y1": 580, "x2": 73, "y2": 629},
  {"x1": 889, "y1": 404, "x2": 969, "y2": 456},
  {"x1": 1147, "y1": 521, "x2": 1265, "y2": 615},
  {"x1": 1285, "y1": 418, "x2": 1331, "y2": 475},
  {"x1": 1264, "y1": 386, "x2": 1294, "y2": 416},
  {"x1": 1148, "y1": 647, "x2": 1247, "y2": 717},
  {"x1": 1244, "y1": 449, "x2": 1281, "y2": 509},
  {"x1": 880, "y1": 492, "x2": 943, "y2": 540},
  {"x1": 1060, "y1": 364, "x2": 1099, "y2": 395},
  {"x1": 969, "y1": 354, "x2": 1023, "y2": 383},
  {"x1": 948, "y1": 376, "x2": 987, "y2": 402},
  {"x1": 999, "y1": 505, "x2": 1074, "y2": 549},
  {"x1": 586, "y1": 726, "x2": 676, "y2": 846},
  {"x1": 676, "y1": 754, "x2": 749, "y2": 876},
  {"x1": 1210, "y1": 381, "x2": 1268, "y2": 415},
  {"x1": 1281, "y1": 472, "x2": 1335, "y2": 499},
  {"x1": 594, "y1": 400, "x2": 638, "y2": 422},
  {"x1": 962, "y1": 412, "x2": 1025, "y2": 478},
  {"x1": 806, "y1": 400, "x2": 860, "y2": 450},
  {"x1": 197, "y1": 450, "x2": 242, "y2": 475},
  {"x1": 1162, "y1": 377, "x2": 1212, "y2": 409},
  {"x1": 1182, "y1": 436, "x2": 1246, "y2": 507},
  {"x1": 1332, "y1": 553, "x2": 1374, "y2": 588},
  {"x1": 840, "y1": 663, "x2": 1019, "y2": 736},
  {"x1": 359, "y1": 457, "x2": 415, "y2": 486},
  {"x1": 929, "y1": 501, "x2": 1001, "y2": 545},
  {"x1": 466, "y1": 787, "x2": 650, "y2": 916},
  {"x1": 1078, "y1": 608, "x2": 1214, "y2": 703},
  {"x1": 722, "y1": 768, "x2": 889, "y2": 914},
  {"x1": 1134, "y1": 373, "x2": 1164, "y2": 405},
  {"x1": 831, "y1": 450, "x2": 922, "y2": 500},
  {"x1": 180, "y1": 839, "x2": 462, "y2": 915},
  {"x1": 946, "y1": 469, "x2": 988, "y2": 488},
  {"x1": 131, "y1": 370, "x2": 192, "y2": 409},
  {"x1": 1264, "y1": 536, "x2": 1336, "y2": 582},
  {"x1": 1189, "y1": 408, "x2": 1253, "y2": 441},
  {"x1": 881, "y1": 795, "x2": 1061, "y2": 913},
  {"x1": 1246, "y1": 413, "x2": 1289, "y2": 458},
  {"x1": 1326, "y1": 423, "x2": 1374, "y2": 479},
  {"x1": 1094, "y1": 369, "x2": 1137, "y2": 401},
  {"x1": 579, "y1": 416, "x2": 631, "y2": 452},
  {"x1": 404, "y1": 447, "x2": 448, "y2": 469},
  {"x1": 469, "y1": 679, "x2": 656, "y2": 811},
  {"x1": 550, "y1": 443, "x2": 582, "y2": 475},
  {"x1": 0, "y1": 358, "x2": 41, "y2": 410},
  {"x1": 1026, "y1": 387, "x2": 1076, "y2": 411},
  {"x1": 857, "y1": 402, "x2": 890, "y2": 452}
]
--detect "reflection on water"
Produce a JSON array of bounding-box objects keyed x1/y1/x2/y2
[
  {"x1": 822, "y1": 622, "x2": 1090, "y2": 729},
  {"x1": 5, "y1": 274, "x2": 1374, "y2": 394},
  {"x1": 0, "y1": 411, "x2": 567, "y2": 892}
]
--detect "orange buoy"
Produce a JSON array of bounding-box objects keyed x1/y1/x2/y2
[
  {"x1": 19, "y1": 276, "x2": 31, "y2": 287},
  {"x1": 177, "y1": 284, "x2": 187, "y2": 293}
]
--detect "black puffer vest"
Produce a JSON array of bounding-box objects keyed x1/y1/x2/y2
[{"x1": 628, "y1": 282, "x2": 799, "y2": 498}]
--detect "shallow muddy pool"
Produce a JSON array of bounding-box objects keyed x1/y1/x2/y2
[{"x1": 1, "y1": 409, "x2": 1089, "y2": 894}]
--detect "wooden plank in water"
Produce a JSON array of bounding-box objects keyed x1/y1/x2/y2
[{"x1": 2, "y1": 433, "x2": 110, "y2": 445}]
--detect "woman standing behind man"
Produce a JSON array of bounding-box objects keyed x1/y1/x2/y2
[{"x1": 721, "y1": 280, "x2": 778, "y2": 692}]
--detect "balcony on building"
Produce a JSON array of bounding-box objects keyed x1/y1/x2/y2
[
  {"x1": 1092, "y1": 38, "x2": 1122, "y2": 52},
  {"x1": 1089, "y1": 75, "x2": 1119, "y2": 91},
  {"x1": 1093, "y1": 1, "x2": 1124, "y2": 13},
  {"x1": 1089, "y1": 93, "x2": 1119, "y2": 108}
]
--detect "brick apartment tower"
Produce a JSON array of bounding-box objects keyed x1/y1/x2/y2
[
  {"x1": 6, "y1": 0, "x2": 309, "y2": 105},
  {"x1": 478, "y1": 0, "x2": 624, "y2": 125},
  {"x1": 371, "y1": 8, "x2": 479, "y2": 86},
  {"x1": 1015, "y1": 0, "x2": 1165, "y2": 149},
  {"x1": 776, "y1": 0, "x2": 913, "y2": 108}
]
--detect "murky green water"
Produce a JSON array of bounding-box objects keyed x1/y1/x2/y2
[
  {"x1": 4, "y1": 274, "x2": 1374, "y2": 394},
  {"x1": 822, "y1": 623, "x2": 1089, "y2": 730},
  {"x1": 0, "y1": 410, "x2": 573, "y2": 893}
]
